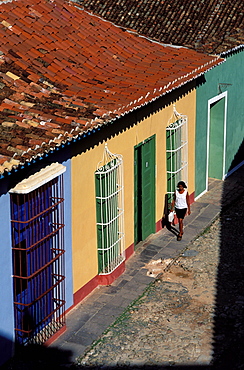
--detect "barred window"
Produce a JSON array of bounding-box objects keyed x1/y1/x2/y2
[
  {"x1": 95, "y1": 145, "x2": 125, "y2": 275},
  {"x1": 166, "y1": 114, "x2": 188, "y2": 204},
  {"x1": 10, "y1": 163, "x2": 66, "y2": 345}
]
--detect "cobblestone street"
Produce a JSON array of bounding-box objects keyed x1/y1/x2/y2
[{"x1": 77, "y1": 194, "x2": 244, "y2": 369}]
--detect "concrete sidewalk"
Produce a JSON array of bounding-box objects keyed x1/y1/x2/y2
[{"x1": 50, "y1": 165, "x2": 244, "y2": 365}]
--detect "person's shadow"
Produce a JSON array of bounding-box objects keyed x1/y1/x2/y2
[
  {"x1": 161, "y1": 194, "x2": 179, "y2": 237},
  {"x1": 166, "y1": 222, "x2": 179, "y2": 236}
]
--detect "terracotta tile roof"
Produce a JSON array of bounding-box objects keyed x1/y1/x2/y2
[
  {"x1": 0, "y1": 0, "x2": 223, "y2": 175},
  {"x1": 80, "y1": 0, "x2": 244, "y2": 55}
]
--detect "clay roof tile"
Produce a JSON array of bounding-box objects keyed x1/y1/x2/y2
[{"x1": 0, "y1": 0, "x2": 223, "y2": 175}]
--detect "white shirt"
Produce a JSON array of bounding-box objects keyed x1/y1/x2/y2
[{"x1": 175, "y1": 189, "x2": 187, "y2": 209}]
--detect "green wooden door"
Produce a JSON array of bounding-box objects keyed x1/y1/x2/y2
[
  {"x1": 134, "y1": 136, "x2": 155, "y2": 245},
  {"x1": 209, "y1": 98, "x2": 225, "y2": 179}
]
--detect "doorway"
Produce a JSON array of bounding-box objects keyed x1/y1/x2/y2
[
  {"x1": 207, "y1": 92, "x2": 227, "y2": 187},
  {"x1": 134, "y1": 135, "x2": 156, "y2": 245}
]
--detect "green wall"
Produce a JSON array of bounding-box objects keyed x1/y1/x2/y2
[{"x1": 195, "y1": 49, "x2": 244, "y2": 197}]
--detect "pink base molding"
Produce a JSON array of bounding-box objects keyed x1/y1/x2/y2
[
  {"x1": 97, "y1": 261, "x2": 125, "y2": 286},
  {"x1": 49, "y1": 245, "x2": 133, "y2": 345},
  {"x1": 125, "y1": 242, "x2": 134, "y2": 260},
  {"x1": 189, "y1": 191, "x2": 195, "y2": 205},
  {"x1": 73, "y1": 274, "x2": 100, "y2": 307},
  {"x1": 44, "y1": 324, "x2": 66, "y2": 346},
  {"x1": 73, "y1": 242, "x2": 134, "y2": 306}
]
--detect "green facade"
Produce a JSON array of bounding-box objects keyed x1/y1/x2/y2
[{"x1": 195, "y1": 49, "x2": 244, "y2": 197}]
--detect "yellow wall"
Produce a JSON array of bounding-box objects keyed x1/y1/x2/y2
[{"x1": 71, "y1": 90, "x2": 196, "y2": 293}]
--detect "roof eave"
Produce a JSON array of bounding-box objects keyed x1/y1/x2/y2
[
  {"x1": 0, "y1": 55, "x2": 224, "y2": 178},
  {"x1": 220, "y1": 44, "x2": 244, "y2": 57}
]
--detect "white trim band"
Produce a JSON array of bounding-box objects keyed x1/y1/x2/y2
[{"x1": 9, "y1": 163, "x2": 66, "y2": 194}]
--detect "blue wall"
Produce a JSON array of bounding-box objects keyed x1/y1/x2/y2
[
  {"x1": 62, "y1": 158, "x2": 73, "y2": 310},
  {"x1": 0, "y1": 153, "x2": 73, "y2": 365},
  {"x1": 0, "y1": 188, "x2": 14, "y2": 366}
]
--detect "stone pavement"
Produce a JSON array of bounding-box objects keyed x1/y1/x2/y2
[{"x1": 50, "y1": 165, "x2": 244, "y2": 366}]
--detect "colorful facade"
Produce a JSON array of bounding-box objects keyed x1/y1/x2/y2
[
  {"x1": 0, "y1": 0, "x2": 223, "y2": 365},
  {"x1": 70, "y1": 90, "x2": 197, "y2": 302}
]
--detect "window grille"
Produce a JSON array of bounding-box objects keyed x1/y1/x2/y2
[
  {"x1": 95, "y1": 144, "x2": 125, "y2": 275},
  {"x1": 166, "y1": 108, "x2": 188, "y2": 204},
  {"x1": 10, "y1": 165, "x2": 65, "y2": 345}
]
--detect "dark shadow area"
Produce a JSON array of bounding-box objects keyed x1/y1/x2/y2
[
  {"x1": 227, "y1": 139, "x2": 244, "y2": 173},
  {"x1": 0, "y1": 340, "x2": 74, "y2": 370},
  {"x1": 73, "y1": 365, "x2": 211, "y2": 370},
  {"x1": 166, "y1": 224, "x2": 179, "y2": 237},
  {"x1": 0, "y1": 334, "x2": 13, "y2": 368},
  {"x1": 210, "y1": 155, "x2": 244, "y2": 368}
]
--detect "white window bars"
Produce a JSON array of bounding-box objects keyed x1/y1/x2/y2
[
  {"x1": 95, "y1": 144, "x2": 125, "y2": 275},
  {"x1": 166, "y1": 107, "x2": 188, "y2": 204}
]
